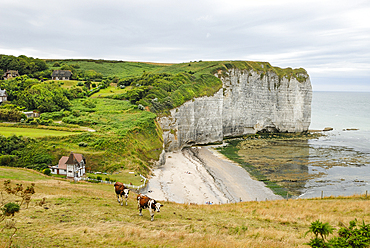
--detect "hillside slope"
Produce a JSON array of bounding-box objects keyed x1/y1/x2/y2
[{"x1": 1, "y1": 167, "x2": 369, "y2": 248}]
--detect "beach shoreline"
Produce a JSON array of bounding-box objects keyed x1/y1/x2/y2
[{"x1": 141, "y1": 147, "x2": 283, "y2": 204}]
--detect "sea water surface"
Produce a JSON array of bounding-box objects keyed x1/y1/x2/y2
[{"x1": 301, "y1": 91, "x2": 370, "y2": 198}]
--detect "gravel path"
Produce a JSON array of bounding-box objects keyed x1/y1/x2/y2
[{"x1": 142, "y1": 147, "x2": 282, "y2": 204}]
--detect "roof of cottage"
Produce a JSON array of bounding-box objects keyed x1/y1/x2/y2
[
  {"x1": 65, "y1": 152, "x2": 85, "y2": 165},
  {"x1": 3, "y1": 70, "x2": 19, "y2": 77},
  {"x1": 52, "y1": 70, "x2": 72, "y2": 77}
]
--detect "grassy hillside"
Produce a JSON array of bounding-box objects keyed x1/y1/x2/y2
[
  {"x1": 1, "y1": 58, "x2": 310, "y2": 180},
  {"x1": 45, "y1": 59, "x2": 171, "y2": 78},
  {"x1": 1, "y1": 167, "x2": 369, "y2": 248},
  {"x1": 0, "y1": 126, "x2": 80, "y2": 138},
  {"x1": 1, "y1": 98, "x2": 163, "y2": 174},
  {"x1": 45, "y1": 59, "x2": 308, "y2": 81}
]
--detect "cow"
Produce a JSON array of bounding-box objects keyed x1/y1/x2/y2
[
  {"x1": 114, "y1": 182, "x2": 130, "y2": 206},
  {"x1": 137, "y1": 194, "x2": 163, "y2": 221}
]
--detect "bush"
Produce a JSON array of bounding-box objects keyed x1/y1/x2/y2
[
  {"x1": 1, "y1": 202, "x2": 20, "y2": 216},
  {"x1": 96, "y1": 175, "x2": 102, "y2": 181},
  {"x1": 43, "y1": 168, "x2": 51, "y2": 176},
  {"x1": 0, "y1": 155, "x2": 17, "y2": 166},
  {"x1": 78, "y1": 142, "x2": 88, "y2": 147},
  {"x1": 306, "y1": 219, "x2": 370, "y2": 248}
]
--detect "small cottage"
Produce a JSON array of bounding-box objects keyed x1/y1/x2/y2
[
  {"x1": 0, "y1": 88, "x2": 7, "y2": 104},
  {"x1": 51, "y1": 70, "x2": 72, "y2": 80},
  {"x1": 50, "y1": 152, "x2": 86, "y2": 180},
  {"x1": 3, "y1": 70, "x2": 20, "y2": 80},
  {"x1": 22, "y1": 111, "x2": 40, "y2": 118}
]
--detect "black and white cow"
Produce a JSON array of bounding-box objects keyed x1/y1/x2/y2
[
  {"x1": 114, "y1": 182, "x2": 130, "y2": 206},
  {"x1": 137, "y1": 194, "x2": 163, "y2": 221}
]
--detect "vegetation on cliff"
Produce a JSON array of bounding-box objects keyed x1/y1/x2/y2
[{"x1": 0, "y1": 56, "x2": 309, "y2": 176}]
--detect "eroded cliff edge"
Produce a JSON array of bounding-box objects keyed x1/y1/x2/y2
[{"x1": 157, "y1": 67, "x2": 312, "y2": 152}]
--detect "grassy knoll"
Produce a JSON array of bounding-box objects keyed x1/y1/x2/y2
[
  {"x1": 1, "y1": 167, "x2": 369, "y2": 248},
  {"x1": 90, "y1": 84, "x2": 129, "y2": 98},
  {"x1": 0, "y1": 126, "x2": 80, "y2": 138},
  {"x1": 45, "y1": 59, "x2": 170, "y2": 78}
]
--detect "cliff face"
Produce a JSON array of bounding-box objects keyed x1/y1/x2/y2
[{"x1": 157, "y1": 68, "x2": 312, "y2": 152}]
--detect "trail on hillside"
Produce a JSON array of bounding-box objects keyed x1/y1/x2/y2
[{"x1": 142, "y1": 147, "x2": 282, "y2": 204}]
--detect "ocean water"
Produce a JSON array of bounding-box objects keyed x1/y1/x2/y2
[{"x1": 299, "y1": 91, "x2": 370, "y2": 198}]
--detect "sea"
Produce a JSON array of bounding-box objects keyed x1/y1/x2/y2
[{"x1": 299, "y1": 91, "x2": 370, "y2": 198}]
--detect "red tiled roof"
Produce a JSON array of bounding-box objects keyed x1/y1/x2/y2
[
  {"x1": 65, "y1": 152, "x2": 85, "y2": 165},
  {"x1": 56, "y1": 156, "x2": 68, "y2": 170}
]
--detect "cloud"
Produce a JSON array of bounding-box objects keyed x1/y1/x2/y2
[{"x1": 0, "y1": 0, "x2": 369, "y2": 90}]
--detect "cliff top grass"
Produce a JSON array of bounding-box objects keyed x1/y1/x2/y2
[
  {"x1": 1, "y1": 167, "x2": 369, "y2": 248},
  {"x1": 44, "y1": 58, "x2": 308, "y2": 82}
]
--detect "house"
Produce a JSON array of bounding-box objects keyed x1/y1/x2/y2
[
  {"x1": 3, "y1": 70, "x2": 20, "y2": 80},
  {"x1": 22, "y1": 111, "x2": 40, "y2": 118},
  {"x1": 50, "y1": 152, "x2": 86, "y2": 180},
  {"x1": 51, "y1": 70, "x2": 72, "y2": 80},
  {"x1": 0, "y1": 88, "x2": 7, "y2": 104}
]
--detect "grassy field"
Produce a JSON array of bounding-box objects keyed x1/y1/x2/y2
[
  {"x1": 1, "y1": 167, "x2": 369, "y2": 248},
  {"x1": 90, "y1": 84, "x2": 129, "y2": 98},
  {"x1": 0, "y1": 126, "x2": 80, "y2": 137},
  {"x1": 45, "y1": 60, "x2": 170, "y2": 78}
]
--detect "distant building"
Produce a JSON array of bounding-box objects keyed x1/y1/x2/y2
[
  {"x1": 50, "y1": 152, "x2": 86, "y2": 180},
  {"x1": 22, "y1": 111, "x2": 40, "y2": 118},
  {"x1": 0, "y1": 88, "x2": 7, "y2": 104},
  {"x1": 3, "y1": 70, "x2": 20, "y2": 80},
  {"x1": 51, "y1": 70, "x2": 72, "y2": 80}
]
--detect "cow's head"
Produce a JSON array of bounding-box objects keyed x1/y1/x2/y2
[
  {"x1": 123, "y1": 189, "x2": 130, "y2": 198},
  {"x1": 154, "y1": 202, "x2": 163, "y2": 212}
]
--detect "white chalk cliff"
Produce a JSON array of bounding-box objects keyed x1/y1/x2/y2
[{"x1": 157, "y1": 68, "x2": 312, "y2": 152}]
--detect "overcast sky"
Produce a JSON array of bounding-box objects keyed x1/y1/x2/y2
[{"x1": 1, "y1": 0, "x2": 369, "y2": 91}]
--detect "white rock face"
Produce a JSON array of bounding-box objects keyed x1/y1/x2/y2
[{"x1": 157, "y1": 68, "x2": 312, "y2": 152}]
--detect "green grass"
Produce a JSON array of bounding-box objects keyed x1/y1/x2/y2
[
  {"x1": 86, "y1": 170, "x2": 144, "y2": 186},
  {"x1": 45, "y1": 59, "x2": 170, "y2": 78},
  {"x1": 90, "y1": 85, "x2": 129, "y2": 98},
  {"x1": 0, "y1": 126, "x2": 80, "y2": 137},
  {"x1": 0, "y1": 166, "x2": 50, "y2": 181}
]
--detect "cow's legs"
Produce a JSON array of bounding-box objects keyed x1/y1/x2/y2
[
  {"x1": 120, "y1": 195, "x2": 124, "y2": 206},
  {"x1": 149, "y1": 208, "x2": 154, "y2": 221},
  {"x1": 125, "y1": 197, "x2": 128, "y2": 206},
  {"x1": 116, "y1": 194, "x2": 121, "y2": 204},
  {"x1": 139, "y1": 208, "x2": 143, "y2": 216}
]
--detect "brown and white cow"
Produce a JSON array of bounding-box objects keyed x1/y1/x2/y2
[
  {"x1": 114, "y1": 182, "x2": 130, "y2": 206},
  {"x1": 137, "y1": 194, "x2": 163, "y2": 221}
]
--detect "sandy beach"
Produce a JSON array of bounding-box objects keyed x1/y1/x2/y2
[{"x1": 142, "y1": 147, "x2": 283, "y2": 204}]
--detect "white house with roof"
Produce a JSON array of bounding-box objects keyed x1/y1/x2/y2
[
  {"x1": 0, "y1": 88, "x2": 7, "y2": 104},
  {"x1": 50, "y1": 152, "x2": 86, "y2": 179}
]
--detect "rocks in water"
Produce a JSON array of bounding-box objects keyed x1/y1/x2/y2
[{"x1": 323, "y1": 127, "x2": 333, "y2": 131}]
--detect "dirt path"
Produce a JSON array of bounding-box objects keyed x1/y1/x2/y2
[{"x1": 143, "y1": 147, "x2": 282, "y2": 204}]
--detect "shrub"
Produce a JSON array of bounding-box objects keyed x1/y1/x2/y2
[
  {"x1": 1, "y1": 202, "x2": 20, "y2": 216},
  {"x1": 306, "y1": 219, "x2": 370, "y2": 248},
  {"x1": 43, "y1": 168, "x2": 51, "y2": 176},
  {"x1": 96, "y1": 176, "x2": 102, "y2": 181},
  {"x1": 78, "y1": 142, "x2": 88, "y2": 147},
  {"x1": 0, "y1": 155, "x2": 17, "y2": 166}
]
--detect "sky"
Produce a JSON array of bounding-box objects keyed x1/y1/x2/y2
[{"x1": 0, "y1": 0, "x2": 369, "y2": 91}]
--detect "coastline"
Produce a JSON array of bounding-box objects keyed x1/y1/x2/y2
[{"x1": 142, "y1": 147, "x2": 283, "y2": 204}]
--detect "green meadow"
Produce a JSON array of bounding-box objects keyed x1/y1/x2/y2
[{"x1": 0, "y1": 126, "x2": 80, "y2": 137}]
